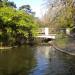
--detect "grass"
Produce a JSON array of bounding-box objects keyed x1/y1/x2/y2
[{"x1": 54, "y1": 33, "x2": 69, "y2": 49}]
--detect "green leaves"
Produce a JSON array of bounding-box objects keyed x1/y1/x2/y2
[{"x1": 0, "y1": 5, "x2": 38, "y2": 45}]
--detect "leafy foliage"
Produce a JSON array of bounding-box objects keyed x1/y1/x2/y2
[
  {"x1": 44, "y1": 0, "x2": 75, "y2": 31},
  {"x1": 19, "y1": 5, "x2": 35, "y2": 16},
  {"x1": 0, "y1": 1, "x2": 39, "y2": 46}
]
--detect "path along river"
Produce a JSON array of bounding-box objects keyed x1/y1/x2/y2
[{"x1": 0, "y1": 45, "x2": 75, "y2": 75}]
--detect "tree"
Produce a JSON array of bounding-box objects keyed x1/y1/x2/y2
[
  {"x1": 19, "y1": 5, "x2": 31, "y2": 13},
  {"x1": 0, "y1": 0, "x2": 16, "y2": 8},
  {"x1": 19, "y1": 5, "x2": 35, "y2": 16},
  {"x1": 43, "y1": 0, "x2": 75, "y2": 32},
  {"x1": 0, "y1": 0, "x2": 40, "y2": 46},
  {"x1": 6, "y1": 1, "x2": 16, "y2": 8},
  {"x1": 0, "y1": 6, "x2": 38, "y2": 46}
]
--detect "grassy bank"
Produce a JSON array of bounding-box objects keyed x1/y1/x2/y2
[{"x1": 54, "y1": 34, "x2": 69, "y2": 49}]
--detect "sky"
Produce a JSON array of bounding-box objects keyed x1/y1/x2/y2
[{"x1": 9, "y1": 0, "x2": 46, "y2": 18}]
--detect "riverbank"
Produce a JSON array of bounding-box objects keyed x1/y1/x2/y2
[
  {"x1": 0, "y1": 46, "x2": 18, "y2": 50},
  {"x1": 53, "y1": 36, "x2": 75, "y2": 56},
  {"x1": 53, "y1": 44, "x2": 75, "y2": 56}
]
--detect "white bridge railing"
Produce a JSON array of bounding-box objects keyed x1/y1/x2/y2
[{"x1": 36, "y1": 27, "x2": 56, "y2": 39}]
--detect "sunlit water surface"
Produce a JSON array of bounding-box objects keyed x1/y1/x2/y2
[{"x1": 0, "y1": 45, "x2": 75, "y2": 75}]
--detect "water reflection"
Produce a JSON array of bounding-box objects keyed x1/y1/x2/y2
[
  {"x1": 0, "y1": 46, "x2": 36, "y2": 75},
  {"x1": 0, "y1": 46, "x2": 75, "y2": 75},
  {"x1": 30, "y1": 46, "x2": 75, "y2": 75},
  {"x1": 30, "y1": 46, "x2": 52, "y2": 75}
]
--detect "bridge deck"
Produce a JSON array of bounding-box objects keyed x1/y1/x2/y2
[
  {"x1": 36, "y1": 34, "x2": 56, "y2": 39},
  {"x1": 36, "y1": 28, "x2": 56, "y2": 39}
]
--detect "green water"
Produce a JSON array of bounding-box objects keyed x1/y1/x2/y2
[{"x1": 0, "y1": 45, "x2": 75, "y2": 75}]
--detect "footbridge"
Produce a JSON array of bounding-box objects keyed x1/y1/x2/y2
[{"x1": 36, "y1": 28, "x2": 56, "y2": 39}]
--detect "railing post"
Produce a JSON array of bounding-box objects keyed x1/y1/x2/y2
[{"x1": 45, "y1": 27, "x2": 49, "y2": 35}]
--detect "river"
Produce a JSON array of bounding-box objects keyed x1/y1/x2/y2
[{"x1": 0, "y1": 45, "x2": 75, "y2": 75}]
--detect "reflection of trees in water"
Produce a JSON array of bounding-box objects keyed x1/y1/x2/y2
[
  {"x1": 30, "y1": 46, "x2": 54, "y2": 75},
  {"x1": 48, "y1": 50, "x2": 75, "y2": 75},
  {"x1": 36, "y1": 46, "x2": 54, "y2": 59},
  {"x1": 1, "y1": 46, "x2": 75, "y2": 75},
  {"x1": 56, "y1": 51, "x2": 75, "y2": 75},
  {"x1": 0, "y1": 46, "x2": 36, "y2": 75}
]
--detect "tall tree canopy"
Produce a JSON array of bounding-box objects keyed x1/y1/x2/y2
[
  {"x1": 43, "y1": 0, "x2": 75, "y2": 31},
  {"x1": 0, "y1": 0, "x2": 16, "y2": 8},
  {"x1": 19, "y1": 5, "x2": 35, "y2": 16},
  {"x1": 0, "y1": 0, "x2": 39, "y2": 46}
]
